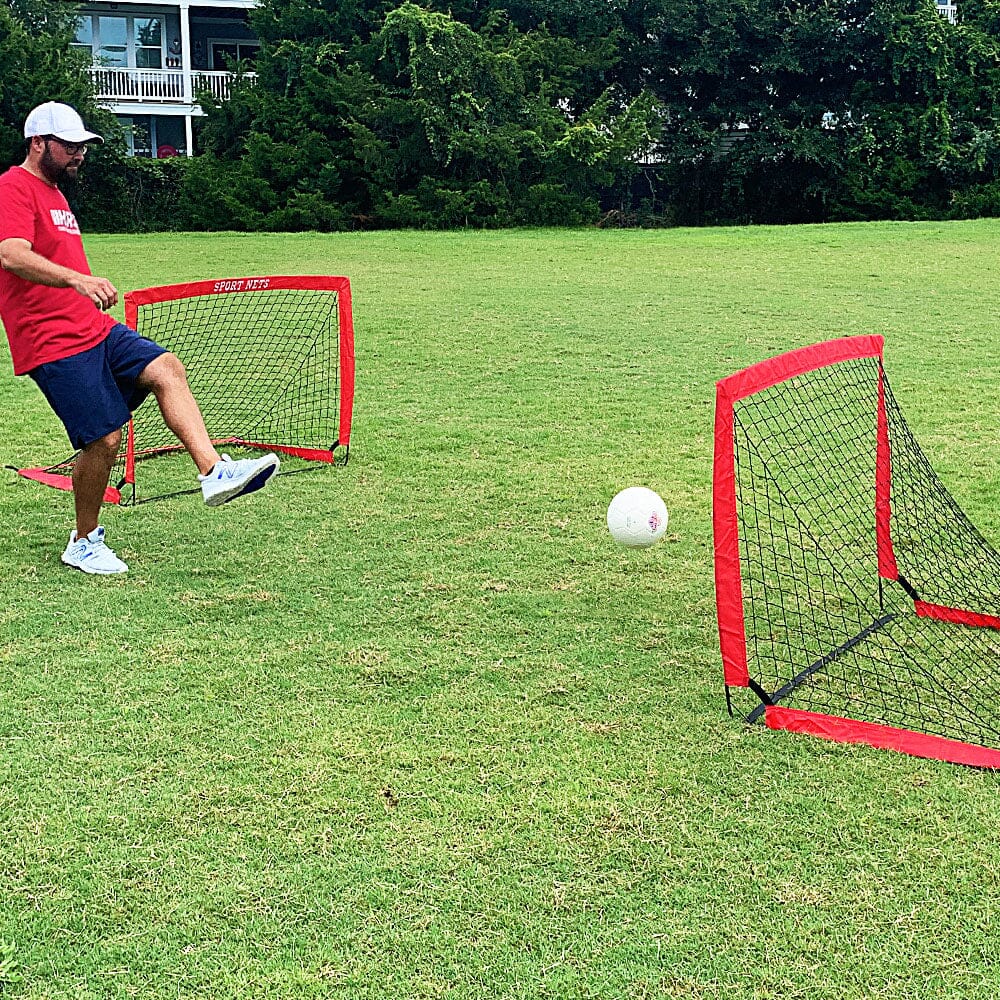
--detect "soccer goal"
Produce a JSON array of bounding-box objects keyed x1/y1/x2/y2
[
  {"x1": 714, "y1": 336, "x2": 1000, "y2": 767},
  {"x1": 17, "y1": 275, "x2": 355, "y2": 505}
]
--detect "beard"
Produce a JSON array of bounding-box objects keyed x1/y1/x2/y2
[{"x1": 39, "y1": 145, "x2": 80, "y2": 186}]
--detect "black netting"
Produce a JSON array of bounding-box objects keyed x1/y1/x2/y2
[
  {"x1": 885, "y1": 387, "x2": 1000, "y2": 620},
  {"x1": 728, "y1": 356, "x2": 1000, "y2": 749}
]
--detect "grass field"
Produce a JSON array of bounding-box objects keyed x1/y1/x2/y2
[{"x1": 1, "y1": 222, "x2": 998, "y2": 998}]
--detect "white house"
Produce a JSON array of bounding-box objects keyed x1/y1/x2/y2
[{"x1": 70, "y1": 0, "x2": 260, "y2": 158}]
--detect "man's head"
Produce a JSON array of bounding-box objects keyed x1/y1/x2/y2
[{"x1": 23, "y1": 102, "x2": 103, "y2": 184}]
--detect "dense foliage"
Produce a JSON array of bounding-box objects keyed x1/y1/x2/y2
[
  {"x1": 0, "y1": 0, "x2": 112, "y2": 166},
  {"x1": 6, "y1": 0, "x2": 1000, "y2": 228}
]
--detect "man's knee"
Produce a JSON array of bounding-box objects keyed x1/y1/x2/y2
[
  {"x1": 83, "y1": 427, "x2": 122, "y2": 459},
  {"x1": 140, "y1": 352, "x2": 188, "y2": 392}
]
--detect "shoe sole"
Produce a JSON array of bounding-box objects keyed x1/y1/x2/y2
[
  {"x1": 203, "y1": 457, "x2": 280, "y2": 507},
  {"x1": 61, "y1": 556, "x2": 128, "y2": 575}
]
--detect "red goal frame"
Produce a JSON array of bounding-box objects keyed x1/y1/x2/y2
[
  {"x1": 17, "y1": 274, "x2": 355, "y2": 505},
  {"x1": 714, "y1": 335, "x2": 1000, "y2": 768}
]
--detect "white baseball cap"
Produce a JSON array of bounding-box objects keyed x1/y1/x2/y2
[{"x1": 23, "y1": 102, "x2": 103, "y2": 144}]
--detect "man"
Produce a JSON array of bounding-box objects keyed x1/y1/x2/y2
[{"x1": 0, "y1": 102, "x2": 279, "y2": 576}]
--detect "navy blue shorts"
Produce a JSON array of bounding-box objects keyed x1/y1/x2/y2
[{"x1": 29, "y1": 323, "x2": 169, "y2": 450}]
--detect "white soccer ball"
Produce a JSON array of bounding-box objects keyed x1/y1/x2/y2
[{"x1": 607, "y1": 487, "x2": 669, "y2": 548}]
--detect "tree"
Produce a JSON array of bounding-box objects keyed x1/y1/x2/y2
[
  {"x1": 193, "y1": 0, "x2": 660, "y2": 228},
  {"x1": 0, "y1": 0, "x2": 110, "y2": 167},
  {"x1": 836, "y1": 0, "x2": 1000, "y2": 219},
  {"x1": 625, "y1": 0, "x2": 1000, "y2": 224}
]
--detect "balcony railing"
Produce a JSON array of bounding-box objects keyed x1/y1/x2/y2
[{"x1": 88, "y1": 66, "x2": 256, "y2": 104}]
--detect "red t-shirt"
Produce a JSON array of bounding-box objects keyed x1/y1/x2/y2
[{"x1": 0, "y1": 166, "x2": 115, "y2": 375}]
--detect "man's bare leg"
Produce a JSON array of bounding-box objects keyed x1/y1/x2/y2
[
  {"x1": 137, "y1": 351, "x2": 279, "y2": 507},
  {"x1": 72, "y1": 428, "x2": 121, "y2": 539},
  {"x1": 137, "y1": 353, "x2": 220, "y2": 476}
]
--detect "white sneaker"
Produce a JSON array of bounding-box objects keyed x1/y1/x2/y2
[
  {"x1": 199, "y1": 452, "x2": 280, "y2": 507},
  {"x1": 61, "y1": 526, "x2": 129, "y2": 575}
]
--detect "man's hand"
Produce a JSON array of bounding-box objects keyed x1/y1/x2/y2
[{"x1": 69, "y1": 273, "x2": 118, "y2": 310}]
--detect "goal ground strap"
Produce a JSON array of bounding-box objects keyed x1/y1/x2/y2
[
  {"x1": 16, "y1": 467, "x2": 121, "y2": 504},
  {"x1": 766, "y1": 706, "x2": 1000, "y2": 768}
]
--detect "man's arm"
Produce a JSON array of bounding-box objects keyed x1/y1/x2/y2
[{"x1": 0, "y1": 237, "x2": 118, "y2": 310}]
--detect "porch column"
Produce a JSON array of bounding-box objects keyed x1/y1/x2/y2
[{"x1": 179, "y1": 0, "x2": 193, "y2": 156}]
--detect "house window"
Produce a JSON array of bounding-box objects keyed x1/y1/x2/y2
[
  {"x1": 71, "y1": 17, "x2": 93, "y2": 59},
  {"x1": 135, "y1": 18, "x2": 163, "y2": 69},
  {"x1": 210, "y1": 41, "x2": 260, "y2": 70},
  {"x1": 120, "y1": 116, "x2": 152, "y2": 157},
  {"x1": 121, "y1": 115, "x2": 185, "y2": 158},
  {"x1": 75, "y1": 14, "x2": 165, "y2": 70},
  {"x1": 98, "y1": 15, "x2": 128, "y2": 67}
]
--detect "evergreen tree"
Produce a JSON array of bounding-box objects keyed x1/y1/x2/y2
[{"x1": 0, "y1": 0, "x2": 110, "y2": 167}]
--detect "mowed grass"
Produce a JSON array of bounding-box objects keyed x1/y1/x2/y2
[{"x1": 0, "y1": 223, "x2": 998, "y2": 999}]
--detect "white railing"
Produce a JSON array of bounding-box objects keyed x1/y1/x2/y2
[
  {"x1": 88, "y1": 67, "x2": 256, "y2": 104},
  {"x1": 938, "y1": 2, "x2": 957, "y2": 23}
]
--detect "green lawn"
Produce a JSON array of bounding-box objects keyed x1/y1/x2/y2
[{"x1": 1, "y1": 223, "x2": 998, "y2": 998}]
